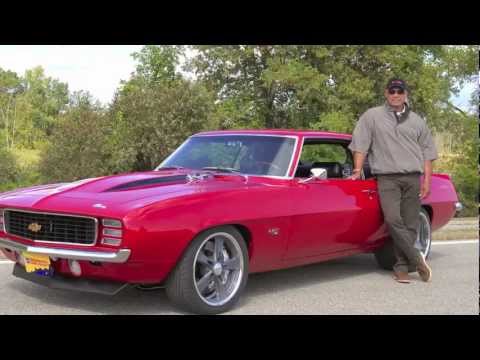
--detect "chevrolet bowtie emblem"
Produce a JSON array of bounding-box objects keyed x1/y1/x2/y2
[{"x1": 28, "y1": 222, "x2": 42, "y2": 233}]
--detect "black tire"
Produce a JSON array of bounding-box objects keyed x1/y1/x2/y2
[
  {"x1": 374, "y1": 208, "x2": 431, "y2": 272},
  {"x1": 374, "y1": 237, "x2": 396, "y2": 271},
  {"x1": 165, "y1": 225, "x2": 249, "y2": 314}
]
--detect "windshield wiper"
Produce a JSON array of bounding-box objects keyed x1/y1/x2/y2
[
  {"x1": 157, "y1": 165, "x2": 186, "y2": 171},
  {"x1": 201, "y1": 167, "x2": 241, "y2": 174}
]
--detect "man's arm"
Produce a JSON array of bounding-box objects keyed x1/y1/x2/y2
[
  {"x1": 420, "y1": 160, "x2": 433, "y2": 199},
  {"x1": 348, "y1": 110, "x2": 372, "y2": 180},
  {"x1": 417, "y1": 118, "x2": 437, "y2": 199},
  {"x1": 350, "y1": 151, "x2": 367, "y2": 180}
]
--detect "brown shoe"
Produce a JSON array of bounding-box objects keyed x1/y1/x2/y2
[
  {"x1": 417, "y1": 256, "x2": 432, "y2": 282},
  {"x1": 393, "y1": 271, "x2": 411, "y2": 283}
]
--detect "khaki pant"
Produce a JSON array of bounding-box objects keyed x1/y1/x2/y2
[{"x1": 377, "y1": 173, "x2": 423, "y2": 273}]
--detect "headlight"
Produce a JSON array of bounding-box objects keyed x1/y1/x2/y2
[
  {"x1": 103, "y1": 228, "x2": 122, "y2": 237},
  {"x1": 101, "y1": 218, "x2": 123, "y2": 246},
  {"x1": 102, "y1": 219, "x2": 122, "y2": 228}
]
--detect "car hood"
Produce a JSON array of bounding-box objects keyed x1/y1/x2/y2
[{"x1": 0, "y1": 170, "x2": 267, "y2": 218}]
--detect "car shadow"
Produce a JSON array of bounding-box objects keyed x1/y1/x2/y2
[
  {"x1": 7, "y1": 251, "x2": 442, "y2": 314},
  {"x1": 8, "y1": 281, "x2": 188, "y2": 315},
  {"x1": 6, "y1": 253, "x2": 382, "y2": 315},
  {"x1": 237, "y1": 253, "x2": 383, "y2": 306}
]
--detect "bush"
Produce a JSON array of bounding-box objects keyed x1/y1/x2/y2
[
  {"x1": 0, "y1": 147, "x2": 20, "y2": 192},
  {"x1": 38, "y1": 107, "x2": 111, "y2": 183},
  {"x1": 106, "y1": 79, "x2": 214, "y2": 172}
]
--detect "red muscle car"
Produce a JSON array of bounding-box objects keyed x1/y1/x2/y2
[{"x1": 0, "y1": 130, "x2": 462, "y2": 314}]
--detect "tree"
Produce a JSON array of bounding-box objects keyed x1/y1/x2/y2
[
  {"x1": 17, "y1": 66, "x2": 69, "y2": 148},
  {"x1": 0, "y1": 68, "x2": 24, "y2": 149},
  {"x1": 435, "y1": 112, "x2": 478, "y2": 216},
  {"x1": 0, "y1": 147, "x2": 19, "y2": 190},
  {"x1": 107, "y1": 79, "x2": 214, "y2": 172},
  {"x1": 190, "y1": 45, "x2": 478, "y2": 134},
  {"x1": 131, "y1": 45, "x2": 184, "y2": 85},
  {"x1": 38, "y1": 91, "x2": 110, "y2": 183},
  {"x1": 105, "y1": 45, "x2": 214, "y2": 172}
]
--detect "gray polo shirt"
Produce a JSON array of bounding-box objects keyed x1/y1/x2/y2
[{"x1": 348, "y1": 103, "x2": 438, "y2": 175}]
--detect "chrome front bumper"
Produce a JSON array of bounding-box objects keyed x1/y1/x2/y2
[
  {"x1": 455, "y1": 202, "x2": 463, "y2": 213},
  {"x1": 0, "y1": 237, "x2": 131, "y2": 264}
]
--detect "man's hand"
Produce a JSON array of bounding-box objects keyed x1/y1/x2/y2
[
  {"x1": 420, "y1": 160, "x2": 433, "y2": 199},
  {"x1": 419, "y1": 180, "x2": 431, "y2": 199},
  {"x1": 348, "y1": 169, "x2": 362, "y2": 180}
]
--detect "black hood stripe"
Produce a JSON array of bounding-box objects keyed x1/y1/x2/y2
[{"x1": 105, "y1": 175, "x2": 188, "y2": 192}]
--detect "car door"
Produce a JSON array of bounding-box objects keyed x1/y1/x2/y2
[{"x1": 284, "y1": 138, "x2": 384, "y2": 260}]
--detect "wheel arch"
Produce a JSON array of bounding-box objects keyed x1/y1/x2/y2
[
  {"x1": 192, "y1": 223, "x2": 253, "y2": 259},
  {"x1": 422, "y1": 204, "x2": 433, "y2": 222}
]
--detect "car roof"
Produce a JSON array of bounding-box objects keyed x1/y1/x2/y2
[{"x1": 194, "y1": 129, "x2": 352, "y2": 140}]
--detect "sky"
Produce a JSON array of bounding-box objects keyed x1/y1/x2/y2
[
  {"x1": 0, "y1": 45, "x2": 476, "y2": 111},
  {"x1": 0, "y1": 45, "x2": 143, "y2": 105}
]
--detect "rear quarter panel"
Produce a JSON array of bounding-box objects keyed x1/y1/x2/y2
[{"x1": 423, "y1": 174, "x2": 459, "y2": 231}]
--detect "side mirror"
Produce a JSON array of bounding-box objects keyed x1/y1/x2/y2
[
  {"x1": 311, "y1": 168, "x2": 327, "y2": 179},
  {"x1": 299, "y1": 168, "x2": 327, "y2": 183}
]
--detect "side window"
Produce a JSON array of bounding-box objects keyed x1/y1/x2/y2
[
  {"x1": 295, "y1": 141, "x2": 353, "y2": 179},
  {"x1": 300, "y1": 143, "x2": 347, "y2": 163}
]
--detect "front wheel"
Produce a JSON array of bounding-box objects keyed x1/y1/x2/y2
[
  {"x1": 374, "y1": 208, "x2": 432, "y2": 271},
  {"x1": 166, "y1": 226, "x2": 249, "y2": 314}
]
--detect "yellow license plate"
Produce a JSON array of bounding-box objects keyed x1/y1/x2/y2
[{"x1": 22, "y1": 252, "x2": 51, "y2": 273}]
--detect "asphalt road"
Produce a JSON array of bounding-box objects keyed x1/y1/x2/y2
[{"x1": 0, "y1": 241, "x2": 478, "y2": 315}]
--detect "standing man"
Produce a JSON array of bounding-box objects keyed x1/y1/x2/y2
[{"x1": 348, "y1": 78, "x2": 438, "y2": 284}]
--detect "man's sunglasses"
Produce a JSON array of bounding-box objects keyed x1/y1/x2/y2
[{"x1": 388, "y1": 88, "x2": 405, "y2": 95}]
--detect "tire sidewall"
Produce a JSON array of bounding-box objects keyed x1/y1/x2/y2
[
  {"x1": 166, "y1": 225, "x2": 249, "y2": 314},
  {"x1": 375, "y1": 208, "x2": 432, "y2": 271},
  {"x1": 419, "y1": 208, "x2": 432, "y2": 259}
]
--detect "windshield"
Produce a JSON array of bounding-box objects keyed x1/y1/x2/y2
[{"x1": 158, "y1": 135, "x2": 296, "y2": 177}]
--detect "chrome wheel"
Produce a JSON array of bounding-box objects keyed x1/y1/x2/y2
[
  {"x1": 414, "y1": 210, "x2": 431, "y2": 258},
  {"x1": 193, "y1": 232, "x2": 244, "y2": 307}
]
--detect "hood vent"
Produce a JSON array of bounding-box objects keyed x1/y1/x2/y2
[{"x1": 105, "y1": 175, "x2": 187, "y2": 192}]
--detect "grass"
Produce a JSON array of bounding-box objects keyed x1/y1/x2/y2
[
  {"x1": 432, "y1": 217, "x2": 478, "y2": 241},
  {"x1": 432, "y1": 230, "x2": 478, "y2": 241}
]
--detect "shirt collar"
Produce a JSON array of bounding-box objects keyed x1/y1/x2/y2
[
  {"x1": 396, "y1": 105, "x2": 406, "y2": 115},
  {"x1": 384, "y1": 101, "x2": 408, "y2": 114}
]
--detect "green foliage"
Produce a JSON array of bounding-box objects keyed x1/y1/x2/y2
[
  {"x1": 107, "y1": 79, "x2": 214, "y2": 172},
  {"x1": 312, "y1": 111, "x2": 354, "y2": 133},
  {"x1": 132, "y1": 45, "x2": 184, "y2": 86},
  {"x1": 450, "y1": 116, "x2": 478, "y2": 216},
  {"x1": 451, "y1": 164, "x2": 478, "y2": 217},
  {"x1": 435, "y1": 113, "x2": 478, "y2": 216},
  {"x1": 18, "y1": 67, "x2": 69, "y2": 146},
  {"x1": 300, "y1": 143, "x2": 348, "y2": 164},
  {"x1": 0, "y1": 45, "x2": 477, "y2": 218},
  {"x1": 38, "y1": 93, "x2": 110, "y2": 183},
  {"x1": 0, "y1": 68, "x2": 23, "y2": 150},
  {"x1": 191, "y1": 45, "x2": 478, "y2": 134},
  {"x1": 0, "y1": 66, "x2": 69, "y2": 151},
  {"x1": 0, "y1": 147, "x2": 19, "y2": 190}
]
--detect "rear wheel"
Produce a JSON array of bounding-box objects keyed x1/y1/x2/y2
[
  {"x1": 166, "y1": 226, "x2": 249, "y2": 314},
  {"x1": 374, "y1": 208, "x2": 432, "y2": 271}
]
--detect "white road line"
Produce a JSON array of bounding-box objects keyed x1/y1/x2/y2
[{"x1": 432, "y1": 240, "x2": 478, "y2": 245}]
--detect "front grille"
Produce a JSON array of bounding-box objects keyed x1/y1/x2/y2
[{"x1": 3, "y1": 210, "x2": 97, "y2": 245}]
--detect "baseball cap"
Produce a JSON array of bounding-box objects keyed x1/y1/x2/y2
[{"x1": 386, "y1": 78, "x2": 408, "y2": 91}]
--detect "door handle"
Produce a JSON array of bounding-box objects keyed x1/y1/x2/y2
[{"x1": 361, "y1": 189, "x2": 377, "y2": 195}]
